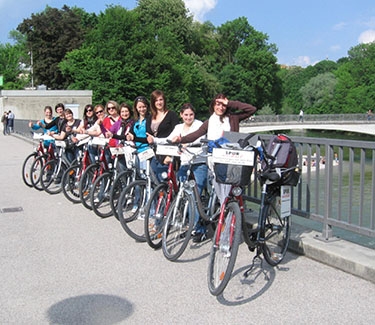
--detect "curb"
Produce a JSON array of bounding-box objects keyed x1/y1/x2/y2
[{"x1": 289, "y1": 223, "x2": 375, "y2": 284}]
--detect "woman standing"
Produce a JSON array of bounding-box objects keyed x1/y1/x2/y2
[
  {"x1": 150, "y1": 103, "x2": 208, "y2": 241},
  {"x1": 52, "y1": 108, "x2": 81, "y2": 163},
  {"x1": 126, "y1": 96, "x2": 151, "y2": 169},
  {"x1": 106, "y1": 103, "x2": 135, "y2": 171},
  {"x1": 29, "y1": 106, "x2": 57, "y2": 148},
  {"x1": 173, "y1": 93, "x2": 257, "y2": 207},
  {"x1": 146, "y1": 90, "x2": 179, "y2": 180}
]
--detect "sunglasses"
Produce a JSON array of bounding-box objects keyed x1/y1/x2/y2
[
  {"x1": 107, "y1": 106, "x2": 116, "y2": 110},
  {"x1": 95, "y1": 110, "x2": 104, "y2": 115},
  {"x1": 86, "y1": 109, "x2": 93, "y2": 112}
]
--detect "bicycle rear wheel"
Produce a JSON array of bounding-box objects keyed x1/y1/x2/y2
[
  {"x1": 30, "y1": 156, "x2": 46, "y2": 191},
  {"x1": 91, "y1": 172, "x2": 114, "y2": 218},
  {"x1": 22, "y1": 153, "x2": 37, "y2": 187},
  {"x1": 207, "y1": 201, "x2": 242, "y2": 296},
  {"x1": 262, "y1": 192, "x2": 291, "y2": 266},
  {"x1": 117, "y1": 180, "x2": 147, "y2": 242},
  {"x1": 162, "y1": 193, "x2": 194, "y2": 261},
  {"x1": 110, "y1": 170, "x2": 134, "y2": 220},
  {"x1": 62, "y1": 164, "x2": 83, "y2": 203},
  {"x1": 79, "y1": 163, "x2": 99, "y2": 210},
  {"x1": 145, "y1": 183, "x2": 169, "y2": 250},
  {"x1": 41, "y1": 160, "x2": 67, "y2": 194}
]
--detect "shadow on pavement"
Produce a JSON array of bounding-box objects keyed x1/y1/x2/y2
[{"x1": 47, "y1": 294, "x2": 133, "y2": 325}]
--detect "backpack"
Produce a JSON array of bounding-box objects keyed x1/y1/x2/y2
[{"x1": 263, "y1": 134, "x2": 300, "y2": 186}]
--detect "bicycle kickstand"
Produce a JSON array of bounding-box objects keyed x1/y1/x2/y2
[{"x1": 243, "y1": 246, "x2": 263, "y2": 278}]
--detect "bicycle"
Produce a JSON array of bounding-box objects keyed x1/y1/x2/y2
[
  {"x1": 90, "y1": 141, "x2": 137, "y2": 218},
  {"x1": 21, "y1": 132, "x2": 51, "y2": 188},
  {"x1": 61, "y1": 135, "x2": 93, "y2": 203},
  {"x1": 207, "y1": 134, "x2": 300, "y2": 296},
  {"x1": 143, "y1": 144, "x2": 180, "y2": 249},
  {"x1": 161, "y1": 143, "x2": 219, "y2": 261},
  {"x1": 117, "y1": 147, "x2": 159, "y2": 242},
  {"x1": 39, "y1": 140, "x2": 71, "y2": 194},
  {"x1": 78, "y1": 137, "x2": 109, "y2": 210}
]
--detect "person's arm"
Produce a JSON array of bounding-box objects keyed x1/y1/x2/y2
[
  {"x1": 227, "y1": 100, "x2": 257, "y2": 121},
  {"x1": 179, "y1": 120, "x2": 209, "y2": 144}
]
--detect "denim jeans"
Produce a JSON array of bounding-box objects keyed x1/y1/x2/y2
[
  {"x1": 178, "y1": 163, "x2": 208, "y2": 233},
  {"x1": 150, "y1": 156, "x2": 168, "y2": 182}
]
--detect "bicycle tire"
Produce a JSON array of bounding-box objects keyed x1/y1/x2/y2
[
  {"x1": 117, "y1": 180, "x2": 147, "y2": 242},
  {"x1": 262, "y1": 191, "x2": 291, "y2": 266},
  {"x1": 41, "y1": 160, "x2": 68, "y2": 194},
  {"x1": 78, "y1": 163, "x2": 99, "y2": 210},
  {"x1": 110, "y1": 170, "x2": 134, "y2": 220},
  {"x1": 162, "y1": 193, "x2": 194, "y2": 261},
  {"x1": 30, "y1": 155, "x2": 46, "y2": 191},
  {"x1": 91, "y1": 172, "x2": 114, "y2": 218},
  {"x1": 62, "y1": 164, "x2": 84, "y2": 204},
  {"x1": 207, "y1": 201, "x2": 242, "y2": 296},
  {"x1": 144, "y1": 183, "x2": 169, "y2": 250},
  {"x1": 22, "y1": 153, "x2": 37, "y2": 187}
]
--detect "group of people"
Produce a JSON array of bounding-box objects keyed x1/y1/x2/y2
[
  {"x1": 1, "y1": 110, "x2": 15, "y2": 135},
  {"x1": 29, "y1": 90, "x2": 257, "y2": 242}
]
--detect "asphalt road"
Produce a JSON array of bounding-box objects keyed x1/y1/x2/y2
[{"x1": 1, "y1": 134, "x2": 375, "y2": 324}]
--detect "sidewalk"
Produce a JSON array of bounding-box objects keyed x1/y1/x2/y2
[{"x1": 8, "y1": 132, "x2": 375, "y2": 285}]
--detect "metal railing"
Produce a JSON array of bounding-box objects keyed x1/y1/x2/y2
[
  {"x1": 245, "y1": 135, "x2": 375, "y2": 240},
  {"x1": 241, "y1": 113, "x2": 375, "y2": 124}
]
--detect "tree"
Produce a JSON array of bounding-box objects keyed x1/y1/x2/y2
[
  {"x1": 300, "y1": 72, "x2": 337, "y2": 113},
  {"x1": 0, "y1": 43, "x2": 29, "y2": 90},
  {"x1": 17, "y1": 5, "x2": 93, "y2": 89},
  {"x1": 218, "y1": 18, "x2": 281, "y2": 111}
]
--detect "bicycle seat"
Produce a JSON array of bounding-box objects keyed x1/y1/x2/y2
[{"x1": 261, "y1": 170, "x2": 281, "y2": 182}]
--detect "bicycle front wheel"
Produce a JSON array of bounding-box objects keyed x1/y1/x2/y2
[
  {"x1": 145, "y1": 183, "x2": 169, "y2": 250},
  {"x1": 207, "y1": 201, "x2": 242, "y2": 296},
  {"x1": 162, "y1": 193, "x2": 194, "y2": 261},
  {"x1": 117, "y1": 180, "x2": 147, "y2": 242},
  {"x1": 79, "y1": 163, "x2": 99, "y2": 210},
  {"x1": 22, "y1": 153, "x2": 37, "y2": 187},
  {"x1": 262, "y1": 192, "x2": 291, "y2": 266},
  {"x1": 62, "y1": 164, "x2": 83, "y2": 203},
  {"x1": 110, "y1": 170, "x2": 134, "y2": 220},
  {"x1": 41, "y1": 160, "x2": 67, "y2": 194},
  {"x1": 91, "y1": 172, "x2": 114, "y2": 218},
  {"x1": 30, "y1": 155, "x2": 46, "y2": 191}
]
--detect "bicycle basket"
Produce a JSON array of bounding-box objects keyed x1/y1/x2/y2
[{"x1": 212, "y1": 147, "x2": 255, "y2": 186}]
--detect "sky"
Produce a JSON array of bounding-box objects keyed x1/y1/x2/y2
[{"x1": 1, "y1": 0, "x2": 375, "y2": 67}]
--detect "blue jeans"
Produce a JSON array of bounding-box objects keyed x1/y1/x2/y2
[
  {"x1": 178, "y1": 163, "x2": 208, "y2": 233},
  {"x1": 150, "y1": 156, "x2": 168, "y2": 182}
]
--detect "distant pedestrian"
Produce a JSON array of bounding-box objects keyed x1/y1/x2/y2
[
  {"x1": 1, "y1": 112, "x2": 8, "y2": 135},
  {"x1": 298, "y1": 109, "x2": 304, "y2": 122},
  {"x1": 7, "y1": 110, "x2": 15, "y2": 133},
  {"x1": 366, "y1": 109, "x2": 373, "y2": 121}
]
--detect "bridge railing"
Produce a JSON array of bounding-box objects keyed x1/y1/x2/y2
[
  {"x1": 241, "y1": 113, "x2": 373, "y2": 124},
  {"x1": 245, "y1": 135, "x2": 375, "y2": 241}
]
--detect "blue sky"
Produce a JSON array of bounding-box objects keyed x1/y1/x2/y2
[{"x1": 1, "y1": 0, "x2": 375, "y2": 67}]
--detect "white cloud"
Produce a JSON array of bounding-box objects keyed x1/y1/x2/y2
[
  {"x1": 358, "y1": 29, "x2": 375, "y2": 44},
  {"x1": 330, "y1": 45, "x2": 341, "y2": 52},
  {"x1": 293, "y1": 56, "x2": 311, "y2": 67},
  {"x1": 333, "y1": 22, "x2": 347, "y2": 31},
  {"x1": 184, "y1": 0, "x2": 218, "y2": 21}
]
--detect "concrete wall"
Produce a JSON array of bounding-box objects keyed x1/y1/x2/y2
[{"x1": 0, "y1": 89, "x2": 93, "y2": 121}]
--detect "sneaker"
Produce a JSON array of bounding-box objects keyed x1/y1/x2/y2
[
  {"x1": 131, "y1": 206, "x2": 138, "y2": 213},
  {"x1": 192, "y1": 232, "x2": 208, "y2": 243},
  {"x1": 94, "y1": 198, "x2": 100, "y2": 203}
]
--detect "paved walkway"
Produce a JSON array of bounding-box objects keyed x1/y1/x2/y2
[{"x1": 1, "y1": 134, "x2": 375, "y2": 324}]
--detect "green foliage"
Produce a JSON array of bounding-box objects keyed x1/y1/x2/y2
[
  {"x1": 0, "y1": 43, "x2": 29, "y2": 89},
  {"x1": 17, "y1": 5, "x2": 91, "y2": 89},
  {"x1": 8, "y1": 1, "x2": 375, "y2": 118},
  {"x1": 300, "y1": 72, "x2": 337, "y2": 113}
]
